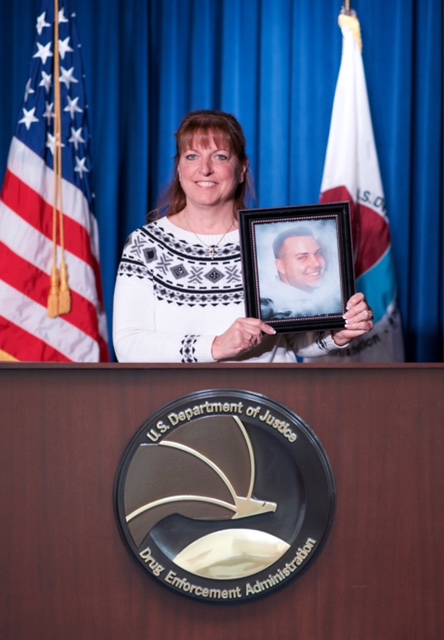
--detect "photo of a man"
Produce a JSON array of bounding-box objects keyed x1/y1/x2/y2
[
  {"x1": 274, "y1": 228, "x2": 326, "y2": 291},
  {"x1": 257, "y1": 220, "x2": 343, "y2": 321}
]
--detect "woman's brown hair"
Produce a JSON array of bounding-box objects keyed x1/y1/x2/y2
[{"x1": 149, "y1": 110, "x2": 254, "y2": 221}]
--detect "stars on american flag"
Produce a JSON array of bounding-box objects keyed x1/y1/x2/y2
[
  {"x1": 36, "y1": 11, "x2": 51, "y2": 36},
  {"x1": 39, "y1": 71, "x2": 52, "y2": 93},
  {"x1": 59, "y1": 37, "x2": 73, "y2": 59},
  {"x1": 24, "y1": 78, "x2": 35, "y2": 101},
  {"x1": 33, "y1": 41, "x2": 54, "y2": 65},
  {"x1": 19, "y1": 7, "x2": 91, "y2": 188},
  {"x1": 74, "y1": 156, "x2": 89, "y2": 178},
  {"x1": 59, "y1": 65, "x2": 79, "y2": 89},
  {"x1": 46, "y1": 132, "x2": 65, "y2": 156},
  {"x1": 19, "y1": 107, "x2": 39, "y2": 130},
  {"x1": 43, "y1": 101, "x2": 55, "y2": 125},
  {"x1": 69, "y1": 126, "x2": 85, "y2": 150},
  {"x1": 64, "y1": 95, "x2": 82, "y2": 118},
  {"x1": 36, "y1": 8, "x2": 69, "y2": 33}
]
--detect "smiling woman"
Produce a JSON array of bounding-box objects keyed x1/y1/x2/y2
[
  {"x1": 177, "y1": 143, "x2": 245, "y2": 253},
  {"x1": 158, "y1": 110, "x2": 252, "y2": 221},
  {"x1": 112, "y1": 110, "x2": 374, "y2": 363},
  {"x1": 178, "y1": 145, "x2": 246, "y2": 213}
]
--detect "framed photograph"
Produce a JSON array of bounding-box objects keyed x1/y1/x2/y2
[{"x1": 238, "y1": 202, "x2": 355, "y2": 333}]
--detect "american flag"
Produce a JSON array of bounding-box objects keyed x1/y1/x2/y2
[{"x1": 0, "y1": 0, "x2": 109, "y2": 362}]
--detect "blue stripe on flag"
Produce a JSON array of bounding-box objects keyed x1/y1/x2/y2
[{"x1": 356, "y1": 252, "x2": 397, "y2": 323}]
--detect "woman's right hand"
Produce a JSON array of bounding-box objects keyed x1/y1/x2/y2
[{"x1": 211, "y1": 317, "x2": 276, "y2": 361}]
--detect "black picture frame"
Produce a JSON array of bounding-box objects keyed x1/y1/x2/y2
[{"x1": 238, "y1": 202, "x2": 356, "y2": 333}]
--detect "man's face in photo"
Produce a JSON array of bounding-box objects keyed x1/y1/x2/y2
[{"x1": 275, "y1": 235, "x2": 326, "y2": 292}]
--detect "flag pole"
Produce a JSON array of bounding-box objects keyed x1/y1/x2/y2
[
  {"x1": 48, "y1": 0, "x2": 71, "y2": 317},
  {"x1": 54, "y1": 0, "x2": 71, "y2": 316},
  {"x1": 47, "y1": 0, "x2": 61, "y2": 318}
]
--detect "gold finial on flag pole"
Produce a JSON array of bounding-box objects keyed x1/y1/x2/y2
[{"x1": 339, "y1": 2, "x2": 362, "y2": 52}]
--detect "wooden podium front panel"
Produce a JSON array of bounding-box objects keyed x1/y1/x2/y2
[{"x1": 0, "y1": 364, "x2": 442, "y2": 640}]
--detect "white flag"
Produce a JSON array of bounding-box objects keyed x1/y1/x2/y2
[{"x1": 308, "y1": 10, "x2": 404, "y2": 362}]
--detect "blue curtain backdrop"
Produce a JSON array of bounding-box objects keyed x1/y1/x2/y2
[{"x1": 0, "y1": 0, "x2": 442, "y2": 362}]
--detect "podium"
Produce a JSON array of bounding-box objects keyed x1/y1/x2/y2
[{"x1": 0, "y1": 363, "x2": 442, "y2": 640}]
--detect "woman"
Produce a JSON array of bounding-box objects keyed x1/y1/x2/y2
[{"x1": 113, "y1": 110, "x2": 373, "y2": 362}]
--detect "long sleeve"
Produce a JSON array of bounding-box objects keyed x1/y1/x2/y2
[
  {"x1": 113, "y1": 268, "x2": 216, "y2": 363},
  {"x1": 291, "y1": 331, "x2": 345, "y2": 358}
]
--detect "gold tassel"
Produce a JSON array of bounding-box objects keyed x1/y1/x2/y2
[
  {"x1": 58, "y1": 261, "x2": 71, "y2": 315},
  {"x1": 0, "y1": 349, "x2": 19, "y2": 361},
  {"x1": 48, "y1": 265, "x2": 60, "y2": 318}
]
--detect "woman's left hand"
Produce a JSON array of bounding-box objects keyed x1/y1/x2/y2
[{"x1": 332, "y1": 292, "x2": 374, "y2": 347}]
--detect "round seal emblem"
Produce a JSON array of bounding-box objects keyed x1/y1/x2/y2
[{"x1": 114, "y1": 390, "x2": 335, "y2": 603}]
